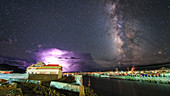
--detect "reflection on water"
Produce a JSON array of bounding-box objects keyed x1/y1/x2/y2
[
  {"x1": 83, "y1": 76, "x2": 170, "y2": 96},
  {"x1": 88, "y1": 77, "x2": 91, "y2": 87}
]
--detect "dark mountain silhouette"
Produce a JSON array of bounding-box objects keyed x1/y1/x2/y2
[
  {"x1": 0, "y1": 56, "x2": 32, "y2": 70},
  {"x1": 102, "y1": 62, "x2": 170, "y2": 72},
  {"x1": 0, "y1": 64, "x2": 25, "y2": 73}
]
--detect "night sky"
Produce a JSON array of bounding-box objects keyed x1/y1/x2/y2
[{"x1": 0, "y1": 0, "x2": 169, "y2": 71}]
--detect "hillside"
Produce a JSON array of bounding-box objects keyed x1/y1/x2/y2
[{"x1": 0, "y1": 64, "x2": 25, "y2": 73}]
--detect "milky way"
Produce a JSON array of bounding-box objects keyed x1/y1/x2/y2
[{"x1": 105, "y1": 0, "x2": 170, "y2": 65}]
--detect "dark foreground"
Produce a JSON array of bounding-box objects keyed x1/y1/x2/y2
[{"x1": 83, "y1": 76, "x2": 170, "y2": 96}]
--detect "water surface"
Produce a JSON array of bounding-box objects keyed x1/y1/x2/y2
[{"x1": 83, "y1": 76, "x2": 170, "y2": 96}]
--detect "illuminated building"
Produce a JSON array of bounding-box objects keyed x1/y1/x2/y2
[
  {"x1": 26, "y1": 61, "x2": 63, "y2": 80},
  {"x1": 26, "y1": 61, "x2": 62, "y2": 74}
]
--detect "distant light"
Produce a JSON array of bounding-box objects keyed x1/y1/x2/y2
[{"x1": 158, "y1": 51, "x2": 162, "y2": 54}]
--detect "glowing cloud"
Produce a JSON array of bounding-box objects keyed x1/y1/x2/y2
[
  {"x1": 35, "y1": 48, "x2": 68, "y2": 66},
  {"x1": 35, "y1": 48, "x2": 100, "y2": 72}
]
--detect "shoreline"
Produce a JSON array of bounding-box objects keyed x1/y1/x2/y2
[{"x1": 109, "y1": 76, "x2": 170, "y2": 84}]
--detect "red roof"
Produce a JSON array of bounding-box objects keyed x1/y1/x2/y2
[{"x1": 44, "y1": 64, "x2": 60, "y2": 66}]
